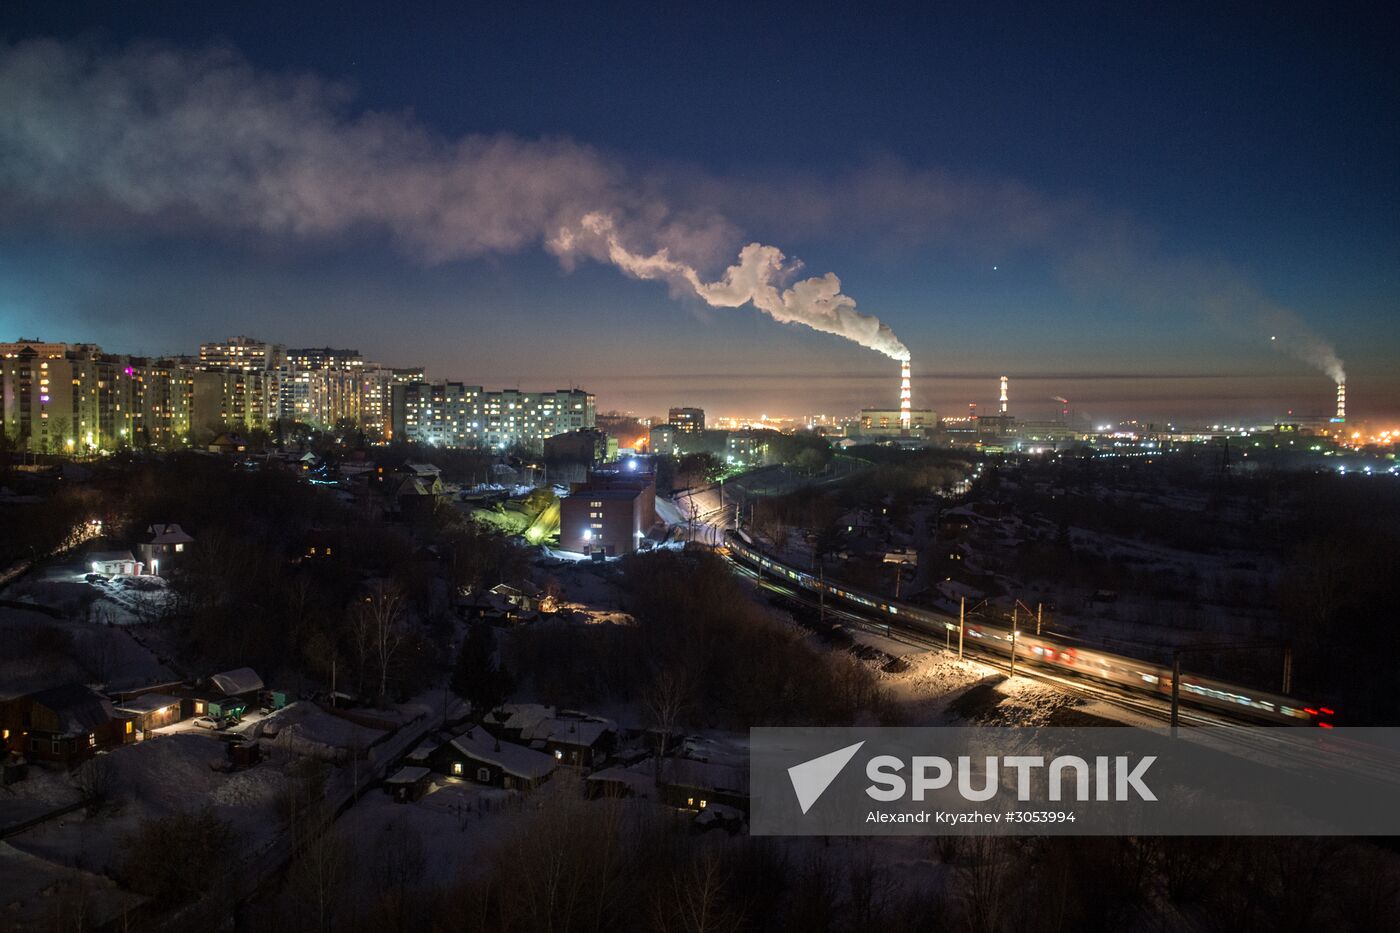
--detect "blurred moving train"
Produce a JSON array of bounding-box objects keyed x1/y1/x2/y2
[{"x1": 724, "y1": 530, "x2": 1335, "y2": 727}]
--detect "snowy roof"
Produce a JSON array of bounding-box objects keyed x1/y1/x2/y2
[
  {"x1": 385, "y1": 766, "x2": 431, "y2": 784},
  {"x1": 569, "y1": 488, "x2": 640, "y2": 501},
  {"x1": 403, "y1": 462, "x2": 440, "y2": 476},
  {"x1": 406, "y1": 740, "x2": 439, "y2": 762},
  {"x1": 88, "y1": 550, "x2": 138, "y2": 564},
  {"x1": 146, "y1": 523, "x2": 194, "y2": 544},
  {"x1": 449, "y1": 730, "x2": 557, "y2": 780},
  {"x1": 491, "y1": 703, "x2": 555, "y2": 733},
  {"x1": 657, "y1": 758, "x2": 749, "y2": 795},
  {"x1": 396, "y1": 476, "x2": 438, "y2": 497},
  {"x1": 936, "y1": 580, "x2": 984, "y2": 601},
  {"x1": 28, "y1": 684, "x2": 116, "y2": 737},
  {"x1": 587, "y1": 765, "x2": 655, "y2": 796},
  {"x1": 210, "y1": 667, "x2": 264, "y2": 696},
  {"x1": 113, "y1": 693, "x2": 182, "y2": 716},
  {"x1": 522, "y1": 717, "x2": 614, "y2": 748}
]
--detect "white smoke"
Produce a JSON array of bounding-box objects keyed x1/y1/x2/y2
[
  {"x1": 0, "y1": 39, "x2": 909, "y2": 361},
  {"x1": 0, "y1": 39, "x2": 1347, "y2": 377},
  {"x1": 1265, "y1": 316, "x2": 1346, "y2": 385},
  {"x1": 551, "y1": 213, "x2": 909, "y2": 361}
]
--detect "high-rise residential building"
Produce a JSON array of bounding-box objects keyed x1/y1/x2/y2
[
  {"x1": 2, "y1": 342, "x2": 197, "y2": 452},
  {"x1": 390, "y1": 383, "x2": 594, "y2": 449},
  {"x1": 362, "y1": 366, "x2": 425, "y2": 438},
  {"x1": 668, "y1": 407, "x2": 705, "y2": 433},
  {"x1": 191, "y1": 368, "x2": 279, "y2": 435},
  {"x1": 287, "y1": 347, "x2": 365, "y2": 372},
  {"x1": 280, "y1": 368, "x2": 362, "y2": 428},
  {"x1": 199, "y1": 336, "x2": 287, "y2": 373},
  {"x1": 197, "y1": 336, "x2": 285, "y2": 430}
]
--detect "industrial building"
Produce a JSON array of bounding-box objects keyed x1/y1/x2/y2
[{"x1": 858, "y1": 408, "x2": 936, "y2": 437}]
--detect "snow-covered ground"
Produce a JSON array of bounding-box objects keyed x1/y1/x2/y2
[
  {"x1": 3, "y1": 569, "x2": 176, "y2": 628},
  {"x1": 5, "y1": 733, "x2": 291, "y2": 875},
  {"x1": 334, "y1": 779, "x2": 527, "y2": 886},
  {"x1": 0, "y1": 840, "x2": 143, "y2": 933},
  {"x1": 0, "y1": 605, "x2": 176, "y2": 698},
  {"x1": 875, "y1": 651, "x2": 1087, "y2": 726}
]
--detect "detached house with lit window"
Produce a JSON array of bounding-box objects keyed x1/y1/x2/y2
[
  {"x1": 136, "y1": 523, "x2": 193, "y2": 575},
  {"x1": 429, "y1": 726, "x2": 558, "y2": 791},
  {"x1": 0, "y1": 684, "x2": 133, "y2": 766}
]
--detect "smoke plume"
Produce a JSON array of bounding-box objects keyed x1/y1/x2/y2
[
  {"x1": 551, "y1": 213, "x2": 909, "y2": 361},
  {"x1": 1264, "y1": 313, "x2": 1346, "y2": 385},
  {"x1": 0, "y1": 39, "x2": 1345, "y2": 377},
  {"x1": 0, "y1": 39, "x2": 908, "y2": 360}
]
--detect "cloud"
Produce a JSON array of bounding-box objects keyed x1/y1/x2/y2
[{"x1": 0, "y1": 38, "x2": 1342, "y2": 379}]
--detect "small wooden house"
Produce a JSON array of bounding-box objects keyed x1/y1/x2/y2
[
  {"x1": 384, "y1": 766, "x2": 433, "y2": 803},
  {"x1": 1, "y1": 684, "x2": 131, "y2": 766},
  {"x1": 431, "y1": 728, "x2": 557, "y2": 791},
  {"x1": 520, "y1": 715, "x2": 616, "y2": 769},
  {"x1": 113, "y1": 693, "x2": 183, "y2": 739},
  {"x1": 656, "y1": 758, "x2": 750, "y2": 815}
]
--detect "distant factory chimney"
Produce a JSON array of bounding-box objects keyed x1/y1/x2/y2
[
  {"x1": 900, "y1": 360, "x2": 912, "y2": 430},
  {"x1": 999, "y1": 375, "x2": 1009, "y2": 415},
  {"x1": 1335, "y1": 381, "x2": 1346, "y2": 422}
]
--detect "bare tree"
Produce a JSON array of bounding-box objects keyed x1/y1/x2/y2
[
  {"x1": 352, "y1": 582, "x2": 408, "y2": 706},
  {"x1": 73, "y1": 753, "x2": 115, "y2": 814},
  {"x1": 374, "y1": 819, "x2": 427, "y2": 933},
  {"x1": 287, "y1": 826, "x2": 354, "y2": 933},
  {"x1": 958, "y1": 835, "x2": 1012, "y2": 933},
  {"x1": 643, "y1": 666, "x2": 691, "y2": 777},
  {"x1": 654, "y1": 847, "x2": 742, "y2": 933}
]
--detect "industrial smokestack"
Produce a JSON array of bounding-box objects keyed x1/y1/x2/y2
[
  {"x1": 1336, "y1": 381, "x2": 1346, "y2": 422},
  {"x1": 900, "y1": 360, "x2": 912, "y2": 430},
  {"x1": 999, "y1": 375, "x2": 1009, "y2": 415}
]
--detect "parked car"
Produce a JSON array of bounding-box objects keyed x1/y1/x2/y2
[{"x1": 191, "y1": 716, "x2": 225, "y2": 730}]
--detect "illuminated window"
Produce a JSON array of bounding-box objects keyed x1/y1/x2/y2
[
  {"x1": 125, "y1": 720, "x2": 133, "y2": 734},
  {"x1": 452, "y1": 762, "x2": 463, "y2": 776},
  {"x1": 175, "y1": 543, "x2": 184, "y2": 552},
  {"x1": 687, "y1": 797, "x2": 694, "y2": 806},
  {"x1": 700, "y1": 799, "x2": 707, "y2": 808},
  {"x1": 87, "y1": 734, "x2": 96, "y2": 748}
]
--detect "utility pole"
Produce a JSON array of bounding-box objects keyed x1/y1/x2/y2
[
  {"x1": 958, "y1": 597, "x2": 965, "y2": 659},
  {"x1": 1036, "y1": 602, "x2": 1043, "y2": 636},
  {"x1": 1009, "y1": 606, "x2": 1018, "y2": 678},
  {"x1": 1282, "y1": 645, "x2": 1293, "y2": 695},
  {"x1": 894, "y1": 563, "x2": 903, "y2": 599},
  {"x1": 1170, "y1": 651, "x2": 1181, "y2": 738},
  {"x1": 819, "y1": 567, "x2": 826, "y2": 628}
]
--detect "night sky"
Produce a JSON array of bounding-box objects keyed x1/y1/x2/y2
[{"x1": 1, "y1": 2, "x2": 1396, "y2": 423}]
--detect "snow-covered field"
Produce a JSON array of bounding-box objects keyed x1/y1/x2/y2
[
  {"x1": 0, "y1": 605, "x2": 176, "y2": 697},
  {"x1": 6, "y1": 733, "x2": 290, "y2": 874}
]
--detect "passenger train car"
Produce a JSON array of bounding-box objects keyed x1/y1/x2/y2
[{"x1": 724, "y1": 530, "x2": 1335, "y2": 727}]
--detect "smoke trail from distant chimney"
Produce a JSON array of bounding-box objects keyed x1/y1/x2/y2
[
  {"x1": 551, "y1": 213, "x2": 910, "y2": 361},
  {"x1": 1267, "y1": 325, "x2": 1346, "y2": 386}
]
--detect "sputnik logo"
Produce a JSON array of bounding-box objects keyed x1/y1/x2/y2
[{"x1": 788, "y1": 741, "x2": 865, "y2": 814}]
